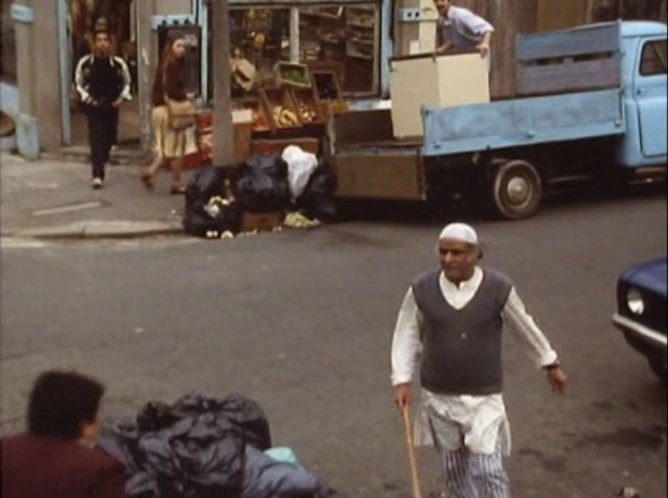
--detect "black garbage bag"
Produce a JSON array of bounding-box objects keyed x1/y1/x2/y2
[
  {"x1": 242, "y1": 447, "x2": 344, "y2": 498},
  {"x1": 98, "y1": 393, "x2": 272, "y2": 498},
  {"x1": 183, "y1": 200, "x2": 242, "y2": 237},
  {"x1": 296, "y1": 161, "x2": 336, "y2": 221},
  {"x1": 214, "y1": 394, "x2": 272, "y2": 451},
  {"x1": 185, "y1": 164, "x2": 227, "y2": 215},
  {"x1": 235, "y1": 155, "x2": 291, "y2": 212},
  {"x1": 183, "y1": 164, "x2": 241, "y2": 237},
  {"x1": 144, "y1": 392, "x2": 271, "y2": 450}
]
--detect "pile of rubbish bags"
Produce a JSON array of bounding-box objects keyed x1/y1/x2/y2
[
  {"x1": 98, "y1": 393, "x2": 343, "y2": 498},
  {"x1": 183, "y1": 146, "x2": 336, "y2": 239}
]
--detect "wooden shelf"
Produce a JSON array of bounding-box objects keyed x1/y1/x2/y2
[
  {"x1": 301, "y1": 11, "x2": 339, "y2": 20},
  {"x1": 346, "y1": 51, "x2": 374, "y2": 60},
  {"x1": 348, "y1": 38, "x2": 375, "y2": 46},
  {"x1": 347, "y1": 21, "x2": 375, "y2": 29}
]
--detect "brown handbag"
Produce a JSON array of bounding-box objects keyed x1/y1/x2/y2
[
  {"x1": 163, "y1": 65, "x2": 195, "y2": 131},
  {"x1": 165, "y1": 96, "x2": 195, "y2": 131}
]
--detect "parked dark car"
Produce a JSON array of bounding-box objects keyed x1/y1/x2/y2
[{"x1": 612, "y1": 257, "x2": 667, "y2": 381}]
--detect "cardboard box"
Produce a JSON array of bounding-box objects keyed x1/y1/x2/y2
[
  {"x1": 390, "y1": 52, "x2": 490, "y2": 139},
  {"x1": 241, "y1": 211, "x2": 283, "y2": 233}
]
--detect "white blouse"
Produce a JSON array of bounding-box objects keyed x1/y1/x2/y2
[{"x1": 390, "y1": 267, "x2": 558, "y2": 455}]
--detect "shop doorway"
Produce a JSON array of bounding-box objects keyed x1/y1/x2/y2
[{"x1": 67, "y1": 0, "x2": 139, "y2": 148}]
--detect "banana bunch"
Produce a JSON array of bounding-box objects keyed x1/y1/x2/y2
[
  {"x1": 283, "y1": 211, "x2": 321, "y2": 229},
  {"x1": 272, "y1": 106, "x2": 299, "y2": 127}
]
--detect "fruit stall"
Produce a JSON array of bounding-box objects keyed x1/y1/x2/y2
[{"x1": 194, "y1": 2, "x2": 388, "y2": 161}]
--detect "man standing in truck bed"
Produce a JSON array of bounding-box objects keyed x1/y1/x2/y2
[{"x1": 434, "y1": 0, "x2": 494, "y2": 59}]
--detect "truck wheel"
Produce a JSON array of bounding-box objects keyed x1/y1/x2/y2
[{"x1": 492, "y1": 160, "x2": 542, "y2": 219}]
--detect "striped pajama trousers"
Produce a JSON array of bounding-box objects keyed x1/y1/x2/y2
[{"x1": 437, "y1": 437, "x2": 510, "y2": 498}]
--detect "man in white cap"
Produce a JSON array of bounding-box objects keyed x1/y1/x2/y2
[{"x1": 391, "y1": 222, "x2": 567, "y2": 497}]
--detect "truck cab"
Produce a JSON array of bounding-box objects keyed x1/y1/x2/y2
[{"x1": 619, "y1": 22, "x2": 668, "y2": 167}]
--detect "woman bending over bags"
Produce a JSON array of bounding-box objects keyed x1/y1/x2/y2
[{"x1": 141, "y1": 35, "x2": 197, "y2": 195}]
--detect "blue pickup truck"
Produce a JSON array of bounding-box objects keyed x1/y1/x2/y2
[{"x1": 328, "y1": 21, "x2": 667, "y2": 219}]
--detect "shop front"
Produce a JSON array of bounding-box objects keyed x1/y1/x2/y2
[
  {"x1": 185, "y1": 0, "x2": 392, "y2": 163},
  {"x1": 206, "y1": 2, "x2": 388, "y2": 100}
]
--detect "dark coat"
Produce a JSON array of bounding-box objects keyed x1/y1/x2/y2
[{"x1": 1, "y1": 433, "x2": 125, "y2": 498}]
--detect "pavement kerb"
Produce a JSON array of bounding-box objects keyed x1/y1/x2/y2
[{"x1": 1, "y1": 221, "x2": 184, "y2": 241}]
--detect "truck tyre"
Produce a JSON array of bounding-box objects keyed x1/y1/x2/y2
[{"x1": 491, "y1": 159, "x2": 542, "y2": 219}]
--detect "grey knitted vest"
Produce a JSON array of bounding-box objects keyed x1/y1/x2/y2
[{"x1": 412, "y1": 268, "x2": 513, "y2": 395}]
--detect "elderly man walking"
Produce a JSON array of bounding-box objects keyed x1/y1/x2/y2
[{"x1": 391, "y1": 223, "x2": 568, "y2": 497}]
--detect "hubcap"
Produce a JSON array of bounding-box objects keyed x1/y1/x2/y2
[{"x1": 506, "y1": 177, "x2": 531, "y2": 205}]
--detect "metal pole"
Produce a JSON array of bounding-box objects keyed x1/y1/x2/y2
[
  {"x1": 136, "y1": 0, "x2": 156, "y2": 155},
  {"x1": 57, "y1": 0, "x2": 72, "y2": 146},
  {"x1": 211, "y1": 0, "x2": 235, "y2": 167},
  {"x1": 290, "y1": 7, "x2": 300, "y2": 63}
]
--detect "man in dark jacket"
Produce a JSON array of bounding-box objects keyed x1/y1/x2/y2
[
  {"x1": 1, "y1": 370, "x2": 125, "y2": 498},
  {"x1": 75, "y1": 29, "x2": 131, "y2": 189}
]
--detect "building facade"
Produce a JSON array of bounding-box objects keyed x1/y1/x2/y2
[{"x1": 4, "y1": 0, "x2": 666, "y2": 155}]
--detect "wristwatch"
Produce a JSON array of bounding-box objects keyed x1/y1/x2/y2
[{"x1": 544, "y1": 360, "x2": 561, "y2": 370}]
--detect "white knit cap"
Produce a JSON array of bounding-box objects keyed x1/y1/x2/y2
[{"x1": 438, "y1": 222, "x2": 478, "y2": 245}]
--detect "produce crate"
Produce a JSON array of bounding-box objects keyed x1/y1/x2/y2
[
  {"x1": 320, "y1": 99, "x2": 349, "y2": 118},
  {"x1": 260, "y1": 88, "x2": 303, "y2": 132},
  {"x1": 274, "y1": 61, "x2": 313, "y2": 88},
  {"x1": 188, "y1": 109, "x2": 253, "y2": 167},
  {"x1": 241, "y1": 211, "x2": 284, "y2": 233},
  {"x1": 289, "y1": 87, "x2": 325, "y2": 125},
  {"x1": 231, "y1": 97, "x2": 271, "y2": 133},
  {"x1": 312, "y1": 70, "x2": 343, "y2": 100}
]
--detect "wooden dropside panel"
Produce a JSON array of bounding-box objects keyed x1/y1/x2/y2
[
  {"x1": 516, "y1": 21, "x2": 621, "y2": 61},
  {"x1": 517, "y1": 57, "x2": 621, "y2": 95},
  {"x1": 516, "y1": 22, "x2": 622, "y2": 95},
  {"x1": 334, "y1": 153, "x2": 426, "y2": 200},
  {"x1": 422, "y1": 88, "x2": 626, "y2": 157},
  {"x1": 329, "y1": 109, "x2": 395, "y2": 149}
]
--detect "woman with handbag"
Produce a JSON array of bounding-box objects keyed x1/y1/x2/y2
[{"x1": 141, "y1": 35, "x2": 197, "y2": 194}]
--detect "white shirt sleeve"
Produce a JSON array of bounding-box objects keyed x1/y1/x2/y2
[
  {"x1": 74, "y1": 55, "x2": 93, "y2": 104},
  {"x1": 502, "y1": 287, "x2": 558, "y2": 369},
  {"x1": 114, "y1": 56, "x2": 133, "y2": 101},
  {"x1": 391, "y1": 288, "x2": 423, "y2": 386},
  {"x1": 455, "y1": 8, "x2": 494, "y2": 35}
]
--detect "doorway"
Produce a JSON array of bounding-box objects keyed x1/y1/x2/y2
[{"x1": 67, "y1": 0, "x2": 140, "y2": 148}]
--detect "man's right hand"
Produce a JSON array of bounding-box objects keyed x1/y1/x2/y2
[
  {"x1": 435, "y1": 43, "x2": 451, "y2": 55},
  {"x1": 394, "y1": 383, "x2": 411, "y2": 411}
]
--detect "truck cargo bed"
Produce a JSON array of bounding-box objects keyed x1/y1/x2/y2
[
  {"x1": 422, "y1": 88, "x2": 626, "y2": 157},
  {"x1": 327, "y1": 110, "x2": 426, "y2": 200}
]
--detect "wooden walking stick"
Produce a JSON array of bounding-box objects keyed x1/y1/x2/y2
[{"x1": 401, "y1": 404, "x2": 422, "y2": 498}]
